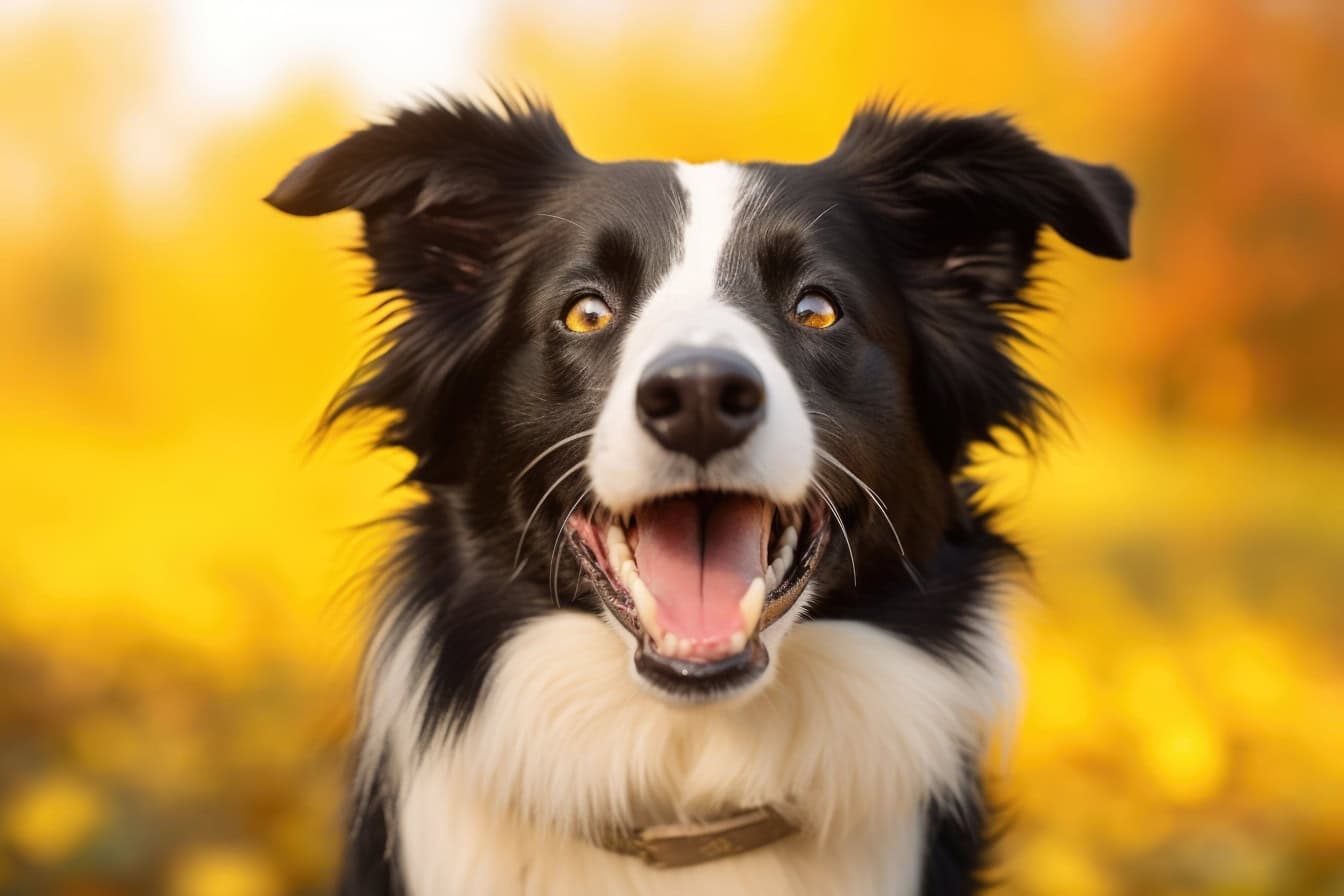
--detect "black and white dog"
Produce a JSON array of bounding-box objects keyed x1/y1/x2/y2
[{"x1": 268, "y1": 94, "x2": 1132, "y2": 895}]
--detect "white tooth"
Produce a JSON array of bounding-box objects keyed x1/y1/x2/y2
[
  {"x1": 606, "y1": 525, "x2": 632, "y2": 571},
  {"x1": 629, "y1": 575, "x2": 663, "y2": 640},
  {"x1": 776, "y1": 544, "x2": 794, "y2": 571},
  {"x1": 764, "y1": 568, "x2": 778, "y2": 592},
  {"x1": 662, "y1": 632, "x2": 678, "y2": 657},
  {"x1": 780, "y1": 526, "x2": 798, "y2": 550},
  {"x1": 729, "y1": 631, "x2": 747, "y2": 654},
  {"x1": 738, "y1": 577, "x2": 765, "y2": 633}
]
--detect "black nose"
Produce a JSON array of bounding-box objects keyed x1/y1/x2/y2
[{"x1": 636, "y1": 347, "x2": 765, "y2": 463}]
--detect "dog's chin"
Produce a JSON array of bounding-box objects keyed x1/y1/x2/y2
[{"x1": 566, "y1": 490, "x2": 830, "y2": 703}]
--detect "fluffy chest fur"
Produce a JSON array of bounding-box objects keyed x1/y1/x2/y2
[{"x1": 369, "y1": 608, "x2": 1015, "y2": 896}]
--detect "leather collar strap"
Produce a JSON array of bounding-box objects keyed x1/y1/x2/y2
[{"x1": 596, "y1": 806, "x2": 798, "y2": 868}]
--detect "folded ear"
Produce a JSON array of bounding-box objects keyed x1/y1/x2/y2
[
  {"x1": 834, "y1": 107, "x2": 1134, "y2": 259},
  {"x1": 266, "y1": 95, "x2": 583, "y2": 483},
  {"x1": 832, "y1": 107, "x2": 1135, "y2": 470},
  {"x1": 266, "y1": 95, "x2": 577, "y2": 218}
]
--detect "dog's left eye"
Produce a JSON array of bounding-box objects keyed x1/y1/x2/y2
[
  {"x1": 791, "y1": 291, "x2": 840, "y2": 329},
  {"x1": 563, "y1": 294, "x2": 614, "y2": 333}
]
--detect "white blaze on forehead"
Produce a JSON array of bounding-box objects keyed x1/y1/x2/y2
[
  {"x1": 618, "y1": 161, "x2": 744, "y2": 358},
  {"x1": 587, "y1": 161, "x2": 816, "y2": 514},
  {"x1": 662, "y1": 161, "x2": 742, "y2": 303}
]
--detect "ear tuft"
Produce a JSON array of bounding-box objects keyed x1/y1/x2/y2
[
  {"x1": 1051, "y1": 158, "x2": 1134, "y2": 259},
  {"x1": 264, "y1": 93, "x2": 579, "y2": 219},
  {"x1": 833, "y1": 107, "x2": 1136, "y2": 262},
  {"x1": 263, "y1": 146, "x2": 347, "y2": 216}
]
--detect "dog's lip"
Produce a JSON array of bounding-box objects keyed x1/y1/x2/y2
[
  {"x1": 565, "y1": 496, "x2": 830, "y2": 685},
  {"x1": 633, "y1": 634, "x2": 770, "y2": 697}
]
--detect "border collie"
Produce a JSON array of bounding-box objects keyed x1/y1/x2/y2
[{"x1": 267, "y1": 94, "x2": 1132, "y2": 895}]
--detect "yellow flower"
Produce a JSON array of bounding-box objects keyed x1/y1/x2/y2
[
  {"x1": 169, "y1": 846, "x2": 282, "y2": 896},
  {"x1": 2, "y1": 774, "x2": 104, "y2": 865}
]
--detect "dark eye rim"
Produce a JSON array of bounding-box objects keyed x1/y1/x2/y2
[{"x1": 790, "y1": 287, "x2": 842, "y2": 327}]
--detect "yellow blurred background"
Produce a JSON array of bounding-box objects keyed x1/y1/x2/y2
[{"x1": 1, "y1": 1, "x2": 1341, "y2": 893}]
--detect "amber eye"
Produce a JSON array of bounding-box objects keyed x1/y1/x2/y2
[
  {"x1": 791, "y1": 291, "x2": 840, "y2": 329},
  {"x1": 562, "y1": 294, "x2": 614, "y2": 333}
]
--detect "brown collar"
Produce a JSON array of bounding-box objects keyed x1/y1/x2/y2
[{"x1": 596, "y1": 805, "x2": 798, "y2": 868}]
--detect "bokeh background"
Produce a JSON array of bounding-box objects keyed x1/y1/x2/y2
[{"x1": 2, "y1": 0, "x2": 1341, "y2": 893}]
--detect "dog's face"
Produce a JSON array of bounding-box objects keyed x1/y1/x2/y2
[{"x1": 269, "y1": 97, "x2": 1131, "y2": 703}]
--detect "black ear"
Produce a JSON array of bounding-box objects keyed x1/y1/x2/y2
[
  {"x1": 267, "y1": 94, "x2": 583, "y2": 483},
  {"x1": 834, "y1": 107, "x2": 1134, "y2": 259},
  {"x1": 266, "y1": 94, "x2": 580, "y2": 217},
  {"x1": 832, "y1": 107, "x2": 1135, "y2": 470}
]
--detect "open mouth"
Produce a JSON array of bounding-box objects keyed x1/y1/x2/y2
[{"x1": 568, "y1": 492, "x2": 830, "y2": 695}]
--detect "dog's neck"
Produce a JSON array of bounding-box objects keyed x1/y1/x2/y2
[{"x1": 361, "y1": 603, "x2": 1015, "y2": 891}]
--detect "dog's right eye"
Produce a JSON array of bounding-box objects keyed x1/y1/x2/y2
[
  {"x1": 562, "y1": 295, "x2": 614, "y2": 334},
  {"x1": 791, "y1": 290, "x2": 840, "y2": 329}
]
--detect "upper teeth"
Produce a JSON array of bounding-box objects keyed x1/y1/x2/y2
[
  {"x1": 606, "y1": 525, "x2": 661, "y2": 640},
  {"x1": 607, "y1": 526, "x2": 632, "y2": 568},
  {"x1": 763, "y1": 526, "x2": 797, "y2": 592}
]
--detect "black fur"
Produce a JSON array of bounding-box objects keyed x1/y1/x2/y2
[
  {"x1": 338, "y1": 761, "x2": 400, "y2": 896},
  {"x1": 918, "y1": 771, "x2": 999, "y2": 896},
  {"x1": 267, "y1": 93, "x2": 1132, "y2": 893}
]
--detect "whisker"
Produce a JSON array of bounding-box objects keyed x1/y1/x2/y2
[
  {"x1": 815, "y1": 447, "x2": 925, "y2": 592},
  {"x1": 511, "y1": 429, "x2": 594, "y2": 488},
  {"x1": 535, "y1": 212, "x2": 585, "y2": 232},
  {"x1": 807, "y1": 420, "x2": 844, "y2": 444},
  {"x1": 816, "y1": 446, "x2": 888, "y2": 512},
  {"x1": 898, "y1": 555, "x2": 925, "y2": 594},
  {"x1": 806, "y1": 407, "x2": 843, "y2": 428},
  {"x1": 802, "y1": 203, "x2": 838, "y2": 234},
  {"x1": 511, "y1": 460, "x2": 586, "y2": 577},
  {"x1": 805, "y1": 408, "x2": 846, "y2": 444},
  {"x1": 814, "y1": 482, "x2": 857, "y2": 585},
  {"x1": 550, "y1": 487, "x2": 592, "y2": 607}
]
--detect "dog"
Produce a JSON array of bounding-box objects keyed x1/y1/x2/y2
[{"x1": 267, "y1": 93, "x2": 1132, "y2": 895}]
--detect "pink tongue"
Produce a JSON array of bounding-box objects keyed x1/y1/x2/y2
[{"x1": 633, "y1": 496, "x2": 767, "y2": 649}]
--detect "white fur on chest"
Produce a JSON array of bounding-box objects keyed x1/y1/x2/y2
[{"x1": 371, "y1": 609, "x2": 1015, "y2": 896}]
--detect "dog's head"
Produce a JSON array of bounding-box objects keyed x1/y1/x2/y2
[{"x1": 269, "y1": 95, "x2": 1132, "y2": 703}]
